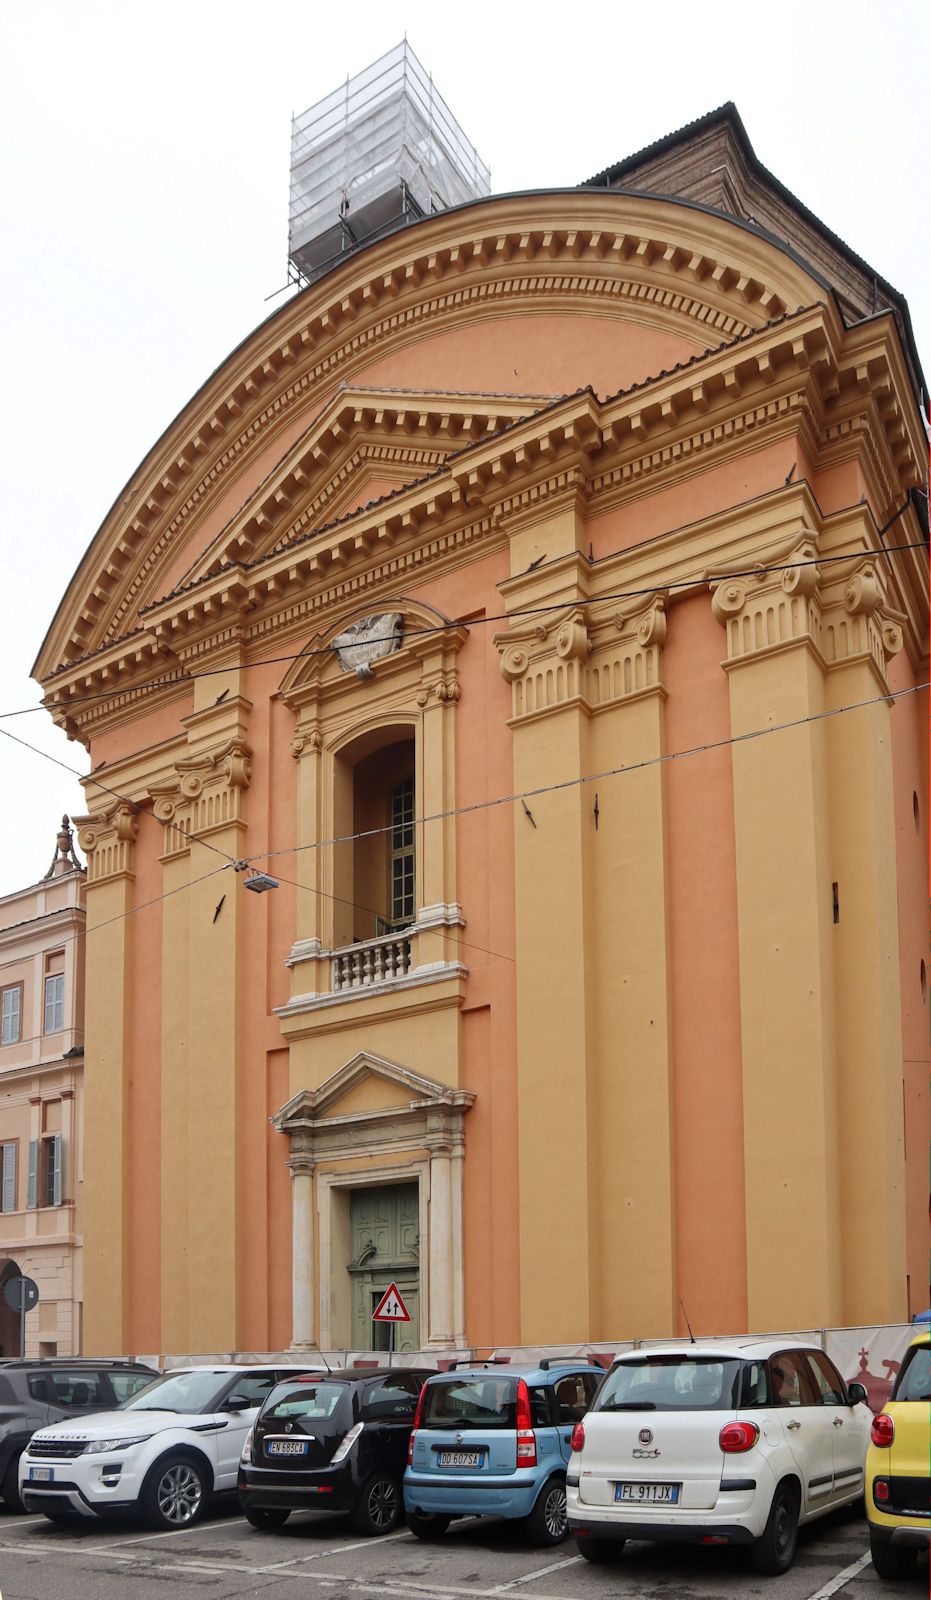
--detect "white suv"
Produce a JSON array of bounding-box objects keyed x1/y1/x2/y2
[
  {"x1": 19, "y1": 1365, "x2": 309, "y2": 1528},
  {"x1": 566, "y1": 1339, "x2": 870, "y2": 1575}
]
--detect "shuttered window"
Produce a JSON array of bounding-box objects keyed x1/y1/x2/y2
[
  {"x1": 27, "y1": 1139, "x2": 38, "y2": 1209},
  {"x1": 0, "y1": 1143, "x2": 16, "y2": 1212},
  {"x1": 26, "y1": 1134, "x2": 64, "y2": 1208},
  {"x1": 43, "y1": 974, "x2": 64, "y2": 1035},
  {"x1": 42, "y1": 1135, "x2": 62, "y2": 1208},
  {"x1": 1, "y1": 986, "x2": 22, "y2": 1046}
]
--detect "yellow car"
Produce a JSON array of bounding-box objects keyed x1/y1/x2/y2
[{"x1": 866, "y1": 1331, "x2": 930, "y2": 1580}]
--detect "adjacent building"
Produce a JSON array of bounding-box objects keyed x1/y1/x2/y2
[
  {"x1": 33, "y1": 100, "x2": 929, "y2": 1357},
  {"x1": 0, "y1": 820, "x2": 85, "y2": 1356}
]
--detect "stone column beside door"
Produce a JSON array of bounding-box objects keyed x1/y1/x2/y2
[{"x1": 289, "y1": 1152, "x2": 316, "y2": 1350}]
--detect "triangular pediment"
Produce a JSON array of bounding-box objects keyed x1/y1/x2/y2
[
  {"x1": 160, "y1": 387, "x2": 556, "y2": 605},
  {"x1": 273, "y1": 1052, "x2": 473, "y2": 1132}
]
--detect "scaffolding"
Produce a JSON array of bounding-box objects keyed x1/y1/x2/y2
[{"x1": 288, "y1": 41, "x2": 491, "y2": 286}]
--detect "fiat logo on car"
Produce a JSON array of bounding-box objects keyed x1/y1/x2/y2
[
  {"x1": 638, "y1": 1426, "x2": 653, "y2": 1444},
  {"x1": 284, "y1": 1422, "x2": 293, "y2": 1433}
]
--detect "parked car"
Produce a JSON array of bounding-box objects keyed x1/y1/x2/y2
[
  {"x1": 403, "y1": 1359, "x2": 604, "y2": 1546},
  {"x1": 238, "y1": 1367, "x2": 432, "y2": 1535},
  {"x1": 19, "y1": 1364, "x2": 304, "y2": 1527},
  {"x1": 865, "y1": 1330, "x2": 930, "y2": 1580},
  {"x1": 566, "y1": 1339, "x2": 870, "y2": 1574},
  {"x1": 0, "y1": 1357, "x2": 156, "y2": 1512}
]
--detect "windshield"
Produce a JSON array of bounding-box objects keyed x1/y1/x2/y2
[
  {"x1": 595, "y1": 1356, "x2": 740, "y2": 1412},
  {"x1": 420, "y1": 1377, "x2": 517, "y2": 1429},
  {"x1": 894, "y1": 1344, "x2": 931, "y2": 1403},
  {"x1": 120, "y1": 1370, "x2": 233, "y2": 1413},
  {"x1": 260, "y1": 1383, "x2": 349, "y2": 1423}
]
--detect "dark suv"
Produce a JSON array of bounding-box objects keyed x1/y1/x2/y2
[
  {"x1": 0, "y1": 1358, "x2": 157, "y2": 1511},
  {"x1": 238, "y1": 1367, "x2": 432, "y2": 1536}
]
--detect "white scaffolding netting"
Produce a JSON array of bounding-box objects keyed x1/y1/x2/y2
[{"x1": 289, "y1": 41, "x2": 491, "y2": 282}]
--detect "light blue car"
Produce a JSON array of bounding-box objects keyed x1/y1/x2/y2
[{"x1": 403, "y1": 1359, "x2": 603, "y2": 1545}]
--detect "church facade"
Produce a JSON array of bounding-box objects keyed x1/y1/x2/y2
[{"x1": 34, "y1": 109, "x2": 929, "y2": 1356}]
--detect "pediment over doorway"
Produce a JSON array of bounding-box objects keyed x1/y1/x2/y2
[{"x1": 273, "y1": 1051, "x2": 474, "y2": 1139}]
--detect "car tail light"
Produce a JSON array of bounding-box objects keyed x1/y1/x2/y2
[
  {"x1": 407, "y1": 1381, "x2": 427, "y2": 1466},
  {"x1": 873, "y1": 1477, "x2": 890, "y2": 1504},
  {"x1": 570, "y1": 1422, "x2": 585, "y2": 1453},
  {"x1": 331, "y1": 1422, "x2": 363, "y2": 1463},
  {"x1": 871, "y1": 1413, "x2": 895, "y2": 1447},
  {"x1": 719, "y1": 1420, "x2": 759, "y2": 1453},
  {"x1": 515, "y1": 1379, "x2": 537, "y2": 1466}
]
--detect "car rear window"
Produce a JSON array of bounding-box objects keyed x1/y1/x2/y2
[
  {"x1": 594, "y1": 1356, "x2": 740, "y2": 1412},
  {"x1": 894, "y1": 1344, "x2": 931, "y2": 1403},
  {"x1": 261, "y1": 1383, "x2": 349, "y2": 1422},
  {"x1": 421, "y1": 1376, "x2": 518, "y2": 1428}
]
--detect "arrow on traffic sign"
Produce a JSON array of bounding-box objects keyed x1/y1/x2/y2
[{"x1": 372, "y1": 1282, "x2": 412, "y2": 1323}]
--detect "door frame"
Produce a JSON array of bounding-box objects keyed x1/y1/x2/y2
[{"x1": 318, "y1": 1159, "x2": 430, "y2": 1351}]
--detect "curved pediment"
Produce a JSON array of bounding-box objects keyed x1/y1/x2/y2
[
  {"x1": 277, "y1": 594, "x2": 467, "y2": 712},
  {"x1": 35, "y1": 185, "x2": 848, "y2": 684}
]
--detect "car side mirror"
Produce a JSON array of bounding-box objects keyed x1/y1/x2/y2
[
  {"x1": 847, "y1": 1382, "x2": 868, "y2": 1406},
  {"x1": 224, "y1": 1394, "x2": 250, "y2": 1412}
]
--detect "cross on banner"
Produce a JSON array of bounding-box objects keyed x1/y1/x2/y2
[{"x1": 372, "y1": 1281, "x2": 412, "y2": 1323}]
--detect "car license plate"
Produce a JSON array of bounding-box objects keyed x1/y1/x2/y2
[
  {"x1": 28, "y1": 1467, "x2": 54, "y2": 1482},
  {"x1": 438, "y1": 1449, "x2": 482, "y2": 1468},
  {"x1": 615, "y1": 1481, "x2": 679, "y2": 1504},
  {"x1": 266, "y1": 1440, "x2": 309, "y2": 1456}
]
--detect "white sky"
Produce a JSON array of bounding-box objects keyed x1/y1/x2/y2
[{"x1": 0, "y1": 0, "x2": 928, "y2": 897}]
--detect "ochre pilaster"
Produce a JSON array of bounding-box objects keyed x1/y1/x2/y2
[
  {"x1": 710, "y1": 538, "x2": 843, "y2": 1330},
  {"x1": 146, "y1": 686, "x2": 254, "y2": 1351},
  {"x1": 821, "y1": 559, "x2": 908, "y2": 1322},
  {"x1": 496, "y1": 581, "x2": 675, "y2": 1341},
  {"x1": 74, "y1": 803, "x2": 140, "y2": 1352}
]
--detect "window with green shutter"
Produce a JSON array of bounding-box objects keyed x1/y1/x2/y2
[{"x1": 388, "y1": 774, "x2": 415, "y2": 926}]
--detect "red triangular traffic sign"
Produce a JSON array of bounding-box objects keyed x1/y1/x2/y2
[{"x1": 372, "y1": 1281, "x2": 412, "y2": 1322}]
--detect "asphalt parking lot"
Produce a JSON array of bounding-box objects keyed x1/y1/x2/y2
[{"x1": 0, "y1": 1503, "x2": 926, "y2": 1600}]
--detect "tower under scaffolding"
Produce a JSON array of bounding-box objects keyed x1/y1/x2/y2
[{"x1": 288, "y1": 41, "x2": 491, "y2": 288}]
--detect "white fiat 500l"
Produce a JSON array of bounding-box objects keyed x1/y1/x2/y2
[
  {"x1": 19, "y1": 1366, "x2": 298, "y2": 1529},
  {"x1": 566, "y1": 1340, "x2": 870, "y2": 1575}
]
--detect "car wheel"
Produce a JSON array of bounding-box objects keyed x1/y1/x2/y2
[
  {"x1": 244, "y1": 1505, "x2": 291, "y2": 1530},
  {"x1": 576, "y1": 1534, "x2": 620, "y2": 1563},
  {"x1": 406, "y1": 1510, "x2": 451, "y2": 1540},
  {"x1": 751, "y1": 1480, "x2": 800, "y2": 1575},
  {"x1": 1, "y1": 1454, "x2": 24, "y2": 1513},
  {"x1": 351, "y1": 1473, "x2": 402, "y2": 1536},
  {"x1": 142, "y1": 1454, "x2": 207, "y2": 1530},
  {"x1": 869, "y1": 1528, "x2": 916, "y2": 1580},
  {"x1": 527, "y1": 1476, "x2": 568, "y2": 1546}
]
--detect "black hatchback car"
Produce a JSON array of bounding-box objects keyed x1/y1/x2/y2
[{"x1": 238, "y1": 1367, "x2": 432, "y2": 1535}]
